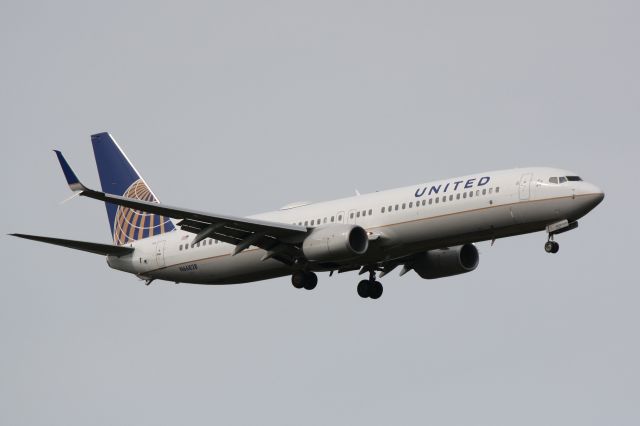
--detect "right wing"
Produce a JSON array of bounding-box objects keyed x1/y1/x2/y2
[{"x1": 54, "y1": 151, "x2": 309, "y2": 264}]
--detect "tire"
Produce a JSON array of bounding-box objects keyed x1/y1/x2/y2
[
  {"x1": 291, "y1": 272, "x2": 305, "y2": 289},
  {"x1": 303, "y1": 272, "x2": 318, "y2": 290},
  {"x1": 551, "y1": 242, "x2": 560, "y2": 254},
  {"x1": 369, "y1": 281, "x2": 383, "y2": 299},
  {"x1": 544, "y1": 241, "x2": 554, "y2": 253},
  {"x1": 357, "y1": 280, "x2": 370, "y2": 298}
]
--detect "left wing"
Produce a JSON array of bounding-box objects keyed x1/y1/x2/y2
[
  {"x1": 10, "y1": 233, "x2": 135, "y2": 257},
  {"x1": 54, "y1": 150, "x2": 308, "y2": 264}
]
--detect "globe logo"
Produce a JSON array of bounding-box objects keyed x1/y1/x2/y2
[{"x1": 113, "y1": 179, "x2": 173, "y2": 245}]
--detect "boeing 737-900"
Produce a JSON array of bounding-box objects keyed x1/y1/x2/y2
[{"x1": 11, "y1": 133, "x2": 605, "y2": 299}]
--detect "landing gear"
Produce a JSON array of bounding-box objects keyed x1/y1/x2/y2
[
  {"x1": 544, "y1": 239, "x2": 559, "y2": 254},
  {"x1": 357, "y1": 270, "x2": 384, "y2": 299},
  {"x1": 357, "y1": 280, "x2": 370, "y2": 298},
  {"x1": 291, "y1": 271, "x2": 318, "y2": 290}
]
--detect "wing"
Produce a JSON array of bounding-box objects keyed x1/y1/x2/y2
[
  {"x1": 10, "y1": 233, "x2": 134, "y2": 257},
  {"x1": 54, "y1": 150, "x2": 308, "y2": 264}
]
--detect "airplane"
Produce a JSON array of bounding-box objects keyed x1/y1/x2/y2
[{"x1": 11, "y1": 133, "x2": 604, "y2": 299}]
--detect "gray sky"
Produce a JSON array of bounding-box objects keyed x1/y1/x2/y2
[{"x1": 1, "y1": 1, "x2": 638, "y2": 425}]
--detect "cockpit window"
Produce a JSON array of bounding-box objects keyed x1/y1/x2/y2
[
  {"x1": 549, "y1": 177, "x2": 558, "y2": 184},
  {"x1": 559, "y1": 177, "x2": 567, "y2": 183},
  {"x1": 566, "y1": 176, "x2": 582, "y2": 181}
]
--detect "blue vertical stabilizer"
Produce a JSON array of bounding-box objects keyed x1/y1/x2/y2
[{"x1": 91, "y1": 133, "x2": 175, "y2": 245}]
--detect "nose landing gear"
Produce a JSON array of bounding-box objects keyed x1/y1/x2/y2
[{"x1": 544, "y1": 238, "x2": 560, "y2": 254}]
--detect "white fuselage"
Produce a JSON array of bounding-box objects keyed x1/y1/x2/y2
[{"x1": 107, "y1": 167, "x2": 603, "y2": 284}]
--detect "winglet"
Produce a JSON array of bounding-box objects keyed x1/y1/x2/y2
[{"x1": 53, "y1": 150, "x2": 87, "y2": 192}]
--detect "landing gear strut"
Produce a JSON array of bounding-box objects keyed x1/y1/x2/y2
[
  {"x1": 291, "y1": 271, "x2": 318, "y2": 290},
  {"x1": 357, "y1": 269, "x2": 383, "y2": 300}
]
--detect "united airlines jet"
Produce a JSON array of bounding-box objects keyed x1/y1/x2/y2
[{"x1": 11, "y1": 133, "x2": 604, "y2": 299}]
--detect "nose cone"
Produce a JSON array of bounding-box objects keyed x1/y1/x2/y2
[
  {"x1": 588, "y1": 184, "x2": 605, "y2": 207},
  {"x1": 573, "y1": 184, "x2": 604, "y2": 219},
  {"x1": 593, "y1": 190, "x2": 605, "y2": 206}
]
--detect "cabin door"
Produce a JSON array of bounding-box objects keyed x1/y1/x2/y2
[{"x1": 519, "y1": 173, "x2": 533, "y2": 201}]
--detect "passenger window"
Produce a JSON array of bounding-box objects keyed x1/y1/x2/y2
[
  {"x1": 463, "y1": 192, "x2": 467, "y2": 199},
  {"x1": 331, "y1": 216, "x2": 335, "y2": 222},
  {"x1": 489, "y1": 188, "x2": 493, "y2": 194},
  {"x1": 338, "y1": 215, "x2": 342, "y2": 221},
  {"x1": 435, "y1": 197, "x2": 439, "y2": 203},
  {"x1": 356, "y1": 212, "x2": 360, "y2": 218},
  {"x1": 422, "y1": 200, "x2": 426, "y2": 206},
  {"x1": 185, "y1": 244, "x2": 189, "y2": 250},
  {"x1": 456, "y1": 193, "x2": 460, "y2": 200},
  {"x1": 350, "y1": 213, "x2": 354, "y2": 219},
  {"x1": 549, "y1": 177, "x2": 558, "y2": 184},
  {"x1": 496, "y1": 187, "x2": 500, "y2": 193},
  {"x1": 179, "y1": 244, "x2": 183, "y2": 251},
  {"x1": 402, "y1": 203, "x2": 406, "y2": 209},
  {"x1": 442, "y1": 196, "x2": 446, "y2": 203},
  {"x1": 388, "y1": 205, "x2": 392, "y2": 212},
  {"x1": 559, "y1": 177, "x2": 567, "y2": 183},
  {"x1": 368, "y1": 209, "x2": 372, "y2": 215},
  {"x1": 449, "y1": 195, "x2": 453, "y2": 201},
  {"x1": 476, "y1": 190, "x2": 480, "y2": 196},
  {"x1": 395, "y1": 205, "x2": 399, "y2": 211},
  {"x1": 362, "y1": 210, "x2": 366, "y2": 217},
  {"x1": 482, "y1": 189, "x2": 486, "y2": 195},
  {"x1": 409, "y1": 202, "x2": 413, "y2": 208},
  {"x1": 469, "y1": 191, "x2": 473, "y2": 197},
  {"x1": 311, "y1": 219, "x2": 315, "y2": 225},
  {"x1": 304, "y1": 221, "x2": 308, "y2": 226},
  {"x1": 323, "y1": 218, "x2": 327, "y2": 224},
  {"x1": 381, "y1": 206, "x2": 385, "y2": 213},
  {"x1": 429, "y1": 198, "x2": 433, "y2": 205}
]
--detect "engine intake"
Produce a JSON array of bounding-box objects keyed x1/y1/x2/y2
[
  {"x1": 412, "y1": 244, "x2": 479, "y2": 279},
  {"x1": 302, "y1": 224, "x2": 369, "y2": 262}
]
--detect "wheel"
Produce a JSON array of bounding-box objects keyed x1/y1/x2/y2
[
  {"x1": 369, "y1": 281, "x2": 383, "y2": 299},
  {"x1": 291, "y1": 272, "x2": 305, "y2": 289},
  {"x1": 551, "y1": 241, "x2": 560, "y2": 254},
  {"x1": 357, "y1": 280, "x2": 370, "y2": 298},
  {"x1": 303, "y1": 272, "x2": 318, "y2": 290},
  {"x1": 544, "y1": 241, "x2": 554, "y2": 253}
]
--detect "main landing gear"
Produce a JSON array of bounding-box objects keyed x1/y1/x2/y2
[
  {"x1": 357, "y1": 270, "x2": 383, "y2": 300},
  {"x1": 291, "y1": 271, "x2": 318, "y2": 290}
]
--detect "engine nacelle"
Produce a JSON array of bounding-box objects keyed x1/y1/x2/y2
[
  {"x1": 302, "y1": 224, "x2": 369, "y2": 262},
  {"x1": 412, "y1": 244, "x2": 479, "y2": 279}
]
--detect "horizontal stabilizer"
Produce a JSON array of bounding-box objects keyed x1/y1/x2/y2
[{"x1": 9, "y1": 233, "x2": 134, "y2": 257}]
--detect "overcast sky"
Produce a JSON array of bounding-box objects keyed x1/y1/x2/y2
[{"x1": 1, "y1": 1, "x2": 638, "y2": 425}]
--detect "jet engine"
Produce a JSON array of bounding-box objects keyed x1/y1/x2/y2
[
  {"x1": 411, "y1": 244, "x2": 479, "y2": 279},
  {"x1": 302, "y1": 224, "x2": 369, "y2": 262}
]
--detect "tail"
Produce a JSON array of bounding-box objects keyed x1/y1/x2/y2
[{"x1": 91, "y1": 132, "x2": 175, "y2": 245}]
